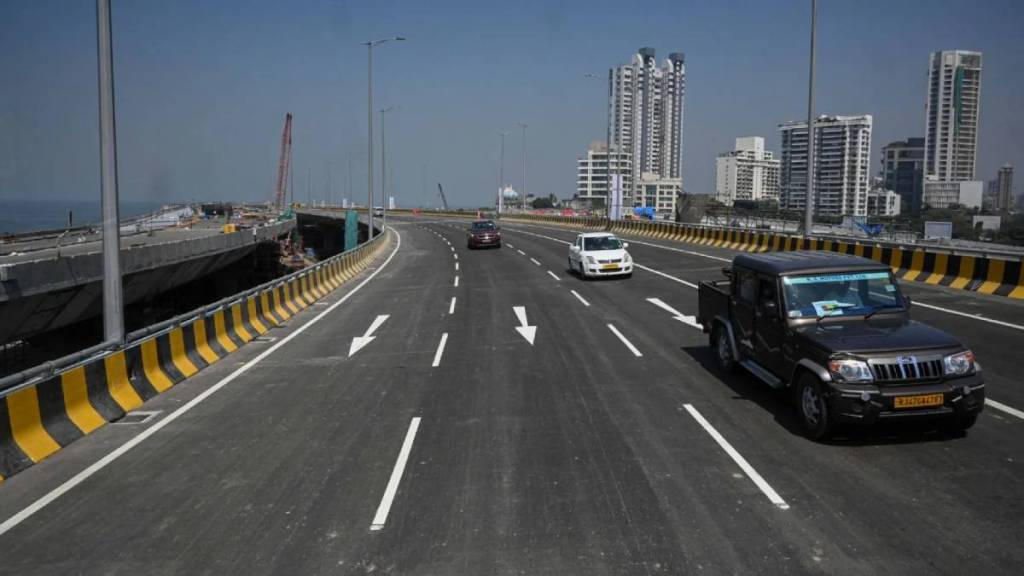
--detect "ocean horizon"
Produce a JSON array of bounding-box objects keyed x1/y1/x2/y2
[{"x1": 0, "y1": 198, "x2": 177, "y2": 235}]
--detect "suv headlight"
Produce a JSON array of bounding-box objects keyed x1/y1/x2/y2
[
  {"x1": 943, "y1": 350, "x2": 975, "y2": 376},
  {"x1": 828, "y1": 358, "x2": 874, "y2": 383},
  {"x1": 585, "y1": 255, "x2": 596, "y2": 264}
]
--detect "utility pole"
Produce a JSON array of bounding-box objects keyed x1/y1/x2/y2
[
  {"x1": 585, "y1": 72, "x2": 613, "y2": 223},
  {"x1": 518, "y1": 123, "x2": 528, "y2": 212},
  {"x1": 381, "y1": 106, "x2": 396, "y2": 226},
  {"x1": 498, "y1": 131, "x2": 509, "y2": 215},
  {"x1": 96, "y1": 0, "x2": 124, "y2": 343},
  {"x1": 365, "y1": 37, "x2": 405, "y2": 238},
  {"x1": 348, "y1": 153, "x2": 353, "y2": 208},
  {"x1": 804, "y1": 0, "x2": 818, "y2": 234}
]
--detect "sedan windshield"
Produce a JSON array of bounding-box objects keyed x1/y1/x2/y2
[
  {"x1": 471, "y1": 222, "x2": 496, "y2": 231},
  {"x1": 583, "y1": 236, "x2": 622, "y2": 251},
  {"x1": 782, "y1": 271, "x2": 903, "y2": 319}
]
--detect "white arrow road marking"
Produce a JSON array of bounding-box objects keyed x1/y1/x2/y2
[
  {"x1": 348, "y1": 314, "x2": 390, "y2": 357},
  {"x1": 513, "y1": 306, "x2": 537, "y2": 345},
  {"x1": 646, "y1": 298, "x2": 702, "y2": 329}
]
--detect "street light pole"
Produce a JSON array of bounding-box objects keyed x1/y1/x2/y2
[
  {"x1": 518, "y1": 123, "x2": 527, "y2": 212},
  {"x1": 364, "y1": 36, "x2": 405, "y2": 239},
  {"x1": 96, "y1": 0, "x2": 124, "y2": 343},
  {"x1": 380, "y1": 106, "x2": 395, "y2": 227},
  {"x1": 498, "y1": 131, "x2": 509, "y2": 215},
  {"x1": 585, "y1": 72, "x2": 612, "y2": 223},
  {"x1": 804, "y1": 0, "x2": 817, "y2": 234}
]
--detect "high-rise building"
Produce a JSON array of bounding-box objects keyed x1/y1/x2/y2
[
  {"x1": 881, "y1": 138, "x2": 925, "y2": 214},
  {"x1": 715, "y1": 137, "x2": 780, "y2": 206},
  {"x1": 608, "y1": 47, "x2": 685, "y2": 209},
  {"x1": 925, "y1": 50, "x2": 982, "y2": 182},
  {"x1": 576, "y1": 141, "x2": 632, "y2": 209},
  {"x1": 923, "y1": 179, "x2": 984, "y2": 209},
  {"x1": 779, "y1": 115, "x2": 873, "y2": 217},
  {"x1": 995, "y1": 163, "x2": 1014, "y2": 211}
]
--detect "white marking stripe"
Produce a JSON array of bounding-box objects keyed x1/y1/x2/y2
[
  {"x1": 570, "y1": 290, "x2": 590, "y2": 307},
  {"x1": 370, "y1": 417, "x2": 422, "y2": 530},
  {"x1": 455, "y1": 262, "x2": 459, "y2": 271},
  {"x1": 913, "y1": 301, "x2": 1024, "y2": 332},
  {"x1": 454, "y1": 254, "x2": 458, "y2": 260},
  {"x1": 0, "y1": 229, "x2": 404, "y2": 537},
  {"x1": 530, "y1": 258, "x2": 541, "y2": 266},
  {"x1": 450, "y1": 246, "x2": 454, "y2": 252},
  {"x1": 987, "y1": 399, "x2": 1024, "y2": 420},
  {"x1": 684, "y1": 403, "x2": 790, "y2": 510},
  {"x1": 449, "y1": 296, "x2": 456, "y2": 315},
  {"x1": 547, "y1": 270, "x2": 560, "y2": 281},
  {"x1": 432, "y1": 332, "x2": 448, "y2": 367},
  {"x1": 506, "y1": 243, "x2": 514, "y2": 248},
  {"x1": 517, "y1": 250, "x2": 526, "y2": 256},
  {"x1": 454, "y1": 275, "x2": 459, "y2": 287},
  {"x1": 634, "y1": 264, "x2": 699, "y2": 289},
  {"x1": 607, "y1": 324, "x2": 642, "y2": 357}
]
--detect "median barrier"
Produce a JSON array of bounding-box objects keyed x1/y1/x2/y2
[{"x1": 0, "y1": 228, "x2": 393, "y2": 482}]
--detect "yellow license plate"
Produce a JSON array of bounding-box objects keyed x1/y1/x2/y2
[
  {"x1": 894, "y1": 393, "x2": 944, "y2": 409},
  {"x1": 601, "y1": 264, "x2": 619, "y2": 270}
]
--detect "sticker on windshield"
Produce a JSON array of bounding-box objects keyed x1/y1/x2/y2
[
  {"x1": 812, "y1": 300, "x2": 855, "y2": 316},
  {"x1": 783, "y1": 271, "x2": 890, "y2": 285},
  {"x1": 885, "y1": 284, "x2": 896, "y2": 292}
]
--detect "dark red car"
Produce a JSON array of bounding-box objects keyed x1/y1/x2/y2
[{"x1": 466, "y1": 220, "x2": 501, "y2": 249}]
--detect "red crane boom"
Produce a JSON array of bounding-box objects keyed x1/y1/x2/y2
[{"x1": 273, "y1": 113, "x2": 293, "y2": 211}]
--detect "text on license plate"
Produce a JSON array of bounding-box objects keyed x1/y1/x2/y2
[
  {"x1": 601, "y1": 264, "x2": 619, "y2": 270},
  {"x1": 894, "y1": 393, "x2": 944, "y2": 409}
]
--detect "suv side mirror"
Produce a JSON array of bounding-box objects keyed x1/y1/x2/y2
[
  {"x1": 570, "y1": 245, "x2": 580, "y2": 253},
  {"x1": 622, "y1": 242, "x2": 629, "y2": 248}
]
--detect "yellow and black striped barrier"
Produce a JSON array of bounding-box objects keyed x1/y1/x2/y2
[{"x1": 0, "y1": 230, "x2": 392, "y2": 482}]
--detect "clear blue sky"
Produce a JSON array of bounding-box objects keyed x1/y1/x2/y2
[{"x1": 1, "y1": 0, "x2": 1021, "y2": 208}]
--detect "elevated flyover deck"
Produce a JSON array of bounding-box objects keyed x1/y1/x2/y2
[
  {"x1": 0, "y1": 218, "x2": 295, "y2": 346},
  {"x1": 0, "y1": 216, "x2": 1019, "y2": 574}
]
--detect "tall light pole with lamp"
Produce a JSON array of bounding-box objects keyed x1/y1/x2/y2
[
  {"x1": 517, "y1": 123, "x2": 527, "y2": 212},
  {"x1": 497, "y1": 131, "x2": 510, "y2": 215},
  {"x1": 380, "y1": 106, "x2": 397, "y2": 227},
  {"x1": 585, "y1": 72, "x2": 613, "y2": 223},
  {"x1": 364, "y1": 36, "x2": 405, "y2": 239}
]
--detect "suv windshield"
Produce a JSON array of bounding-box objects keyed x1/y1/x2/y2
[
  {"x1": 782, "y1": 271, "x2": 904, "y2": 319},
  {"x1": 584, "y1": 236, "x2": 622, "y2": 251},
  {"x1": 471, "y1": 222, "x2": 496, "y2": 231}
]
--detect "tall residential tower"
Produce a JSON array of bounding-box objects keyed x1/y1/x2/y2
[
  {"x1": 607, "y1": 47, "x2": 685, "y2": 214},
  {"x1": 925, "y1": 50, "x2": 982, "y2": 182},
  {"x1": 779, "y1": 115, "x2": 873, "y2": 217}
]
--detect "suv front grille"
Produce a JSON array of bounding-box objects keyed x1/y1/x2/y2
[
  {"x1": 870, "y1": 359, "x2": 943, "y2": 382},
  {"x1": 598, "y1": 258, "x2": 622, "y2": 264}
]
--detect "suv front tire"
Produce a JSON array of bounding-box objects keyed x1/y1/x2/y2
[{"x1": 797, "y1": 373, "x2": 834, "y2": 440}]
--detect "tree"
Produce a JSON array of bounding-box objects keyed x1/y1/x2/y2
[{"x1": 531, "y1": 197, "x2": 554, "y2": 209}]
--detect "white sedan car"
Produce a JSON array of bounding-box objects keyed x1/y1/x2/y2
[{"x1": 568, "y1": 232, "x2": 633, "y2": 279}]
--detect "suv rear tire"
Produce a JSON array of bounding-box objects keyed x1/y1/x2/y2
[
  {"x1": 797, "y1": 373, "x2": 834, "y2": 440},
  {"x1": 712, "y1": 326, "x2": 736, "y2": 373}
]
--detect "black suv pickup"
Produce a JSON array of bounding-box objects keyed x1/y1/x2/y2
[{"x1": 697, "y1": 251, "x2": 985, "y2": 439}]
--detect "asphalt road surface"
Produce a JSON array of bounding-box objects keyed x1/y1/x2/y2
[{"x1": 0, "y1": 217, "x2": 1020, "y2": 575}]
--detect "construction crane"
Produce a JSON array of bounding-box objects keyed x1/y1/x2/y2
[
  {"x1": 273, "y1": 113, "x2": 293, "y2": 212},
  {"x1": 437, "y1": 183, "x2": 449, "y2": 210}
]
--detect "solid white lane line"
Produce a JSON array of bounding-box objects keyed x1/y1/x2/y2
[
  {"x1": 454, "y1": 275, "x2": 459, "y2": 287},
  {"x1": 517, "y1": 250, "x2": 526, "y2": 256},
  {"x1": 432, "y1": 332, "x2": 449, "y2": 367},
  {"x1": 0, "y1": 229, "x2": 405, "y2": 538},
  {"x1": 913, "y1": 301, "x2": 1024, "y2": 332},
  {"x1": 530, "y1": 258, "x2": 541, "y2": 266},
  {"x1": 684, "y1": 403, "x2": 790, "y2": 510},
  {"x1": 546, "y1": 270, "x2": 561, "y2": 281},
  {"x1": 570, "y1": 290, "x2": 590, "y2": 307},
  {"x1": 370, "y1": 417, "x2": 422, "y2": 531},
  {"x1": 449, "y1": 296, "x2": 456, "y2": 314},
  {"x1": 634, "y1": 264, "x2": 699, "y2": 289},
  {"x1": 607, "y1": 324, "x2": 642, "y2": 357},
  {"x1": 987, "y1": 399, "x2": 1024, "y2": 420},
  {"x1": 626, "y1": 238, "x2": 731, "y2": 263}
]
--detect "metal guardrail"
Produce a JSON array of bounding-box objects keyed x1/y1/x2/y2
[{"x1": 0, "y1": 222, "x2": 386, "y2": 395}]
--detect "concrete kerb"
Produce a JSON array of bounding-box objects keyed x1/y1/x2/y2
[{"x1": 0, "y1": 228, "x2": 394, "y2": 482}]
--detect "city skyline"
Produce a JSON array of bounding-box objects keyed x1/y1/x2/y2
[{"x1": 1, "y1": 1, "x2": 1022, "y2": 208}]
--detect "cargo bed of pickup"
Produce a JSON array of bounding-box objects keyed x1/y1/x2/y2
[{"x1": 697, "y1": 280, "x2": 730, "y2": 334}]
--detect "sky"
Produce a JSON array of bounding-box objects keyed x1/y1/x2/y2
[{"x1": 1, "y1": 0, "x2": 1022, "y2": 209}]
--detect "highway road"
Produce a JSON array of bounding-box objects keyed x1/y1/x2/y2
[{"x1": 0, "y1": 217, "x2": 1021, "y2": 575}]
